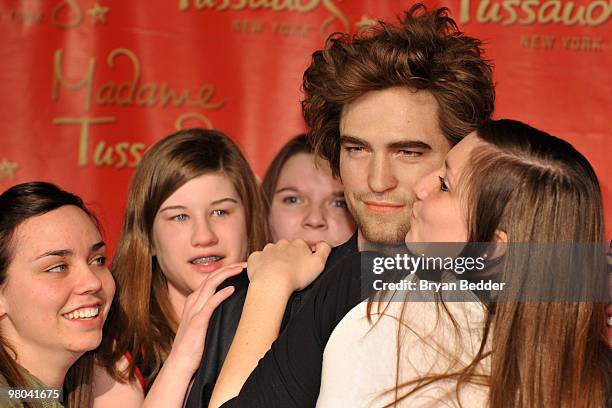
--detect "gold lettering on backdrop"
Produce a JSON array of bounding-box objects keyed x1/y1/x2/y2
[
  {"x1": 562, "y1": 36, "x2": 603, "y2": 51},
  {"x1": 52, "y1": 117, "x2": 116, "y2": 166},
  {"x1": 500, "y1": 0, "x2": 520, "y2": 25},
  {"x1": 175, "y1": 112, "x2": 214, "y2": 130},
  {"x1": 539, "y1": 0, "x2": 561, "y2": 24},
  {"x1": 91, "y1": 141, "x2": 145, "y2": 168},
  {"x1": 54, "y1": 47, "x2": 225, "y2": 112},
  {"x1": 477, "y1": 0, "x2": 503, "y2": 23},
  {"x1": 459, "y1": 0, "x2": 612, "y2": 26},
  {"x1": 95, "y1": 48, "x2": 138, "y2": 105},
  {"x1": 52, "y1": 117, "x2": 146, "y2": 168},
  {"x1": 519, "y1": 34, "x2": 602, "y2": 51},
  {"x1": 52, "y1": 0, "x2": 83, "y2": 29},
  {"x1": 519, "y1": 0, "x2": 539, "y2": 24},
  {"x1": 179, "y1": 0, "x2": 349, "y2": 36},
  {"x1": 232, "y1": 19, "x2": 265, "y2": 32},
  {"x1": 52, "y1": 49, "x2": 96, "y2": 113},
  {"x1": 271, "y1": 22, "x2": 310, "y2": 36},
  {"x1": 51, "y1": 47, "x2": 225, "y2": 168},
  {"x1": 184, "y1": 0, "x2": 320, "y2": 12},
  {"x1": 520, "y1": 34, "x2": 555, "y2": 49},
  {"x1": 94, "y1": 49, "x2": 225, "y2": 109},
  {"x1": 135, "y1": 83, "x2": 158, "y2": 105},
  {"x1": 94, "y1": 142, "x2": 115, "y2": 166}
]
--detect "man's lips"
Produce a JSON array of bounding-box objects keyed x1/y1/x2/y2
[{"x1": 363, "y1": 201, "x2": 405, "y2": 214}]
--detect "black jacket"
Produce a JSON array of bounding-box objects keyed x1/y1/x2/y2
[{"x1": 184, "y1": 234, "x2": 359, "y2": 408}]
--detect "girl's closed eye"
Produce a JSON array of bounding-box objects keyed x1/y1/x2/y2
[{"x1": 438, "y1": 176, "x2": 450, "y2": 192}]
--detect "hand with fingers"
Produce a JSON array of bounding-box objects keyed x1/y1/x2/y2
[
  {"x1": 164, "y1": 262, "x2": 246, "y2": 376},
  {"x1": 247, "y1": 240, "x2": 332, "y2": 293}
]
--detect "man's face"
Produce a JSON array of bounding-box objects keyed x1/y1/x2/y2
[{"x1": 339, "y1": 87, "x2": 451, "y2": 245}]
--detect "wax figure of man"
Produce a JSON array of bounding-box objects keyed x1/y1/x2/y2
[{"x1": 186, "y1": 4, "x2": 495, "y2": 407}]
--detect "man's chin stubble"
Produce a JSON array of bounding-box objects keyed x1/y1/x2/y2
[{"x1": 356, "y1": 213, "x2": 411, "y2": 244}]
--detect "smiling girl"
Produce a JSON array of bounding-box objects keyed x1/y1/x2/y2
[
  {"x1": 93, "y1": 128, "x2": 266, "y2": 407},
  {"x1": 0, "y1": 182, "x2": 115, "y2": 407}
]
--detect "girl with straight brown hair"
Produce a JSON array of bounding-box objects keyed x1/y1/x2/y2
[{"x1": 93, "y1": 128, "x2": 266, "y2": 407}]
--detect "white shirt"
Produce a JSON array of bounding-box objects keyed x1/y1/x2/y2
[{"x1": 317, "y1": 277, "x2": 490, "y2": 407}]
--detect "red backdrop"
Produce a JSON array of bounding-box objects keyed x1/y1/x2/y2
[{"x1": 1, "y1": 0, "x2": 611, "y2": 251}]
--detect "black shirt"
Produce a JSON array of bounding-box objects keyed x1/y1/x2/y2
[
  {"x1": 184, "y1": 234, "x2": 359, "y2": 408},
  {"x1": 219, "y1": 250, "x2": 374, "y2": 408}
]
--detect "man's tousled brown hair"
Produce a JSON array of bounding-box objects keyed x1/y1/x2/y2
[{"x1": 302, "y1": 3, "x2": 495, "y2": 175}]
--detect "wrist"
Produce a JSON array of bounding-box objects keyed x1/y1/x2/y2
[
  {"x1": 163, "y1": 351, "x2": 196, "y2": 378},
  {"x1": 249, "y1": 275, "x2": 294, "y2": 296}
]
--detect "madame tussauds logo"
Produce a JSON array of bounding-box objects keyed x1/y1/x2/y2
[
  {"x1": 459, "y1": 0, "x2": 612, "y2": 26},
  {"x1": 178, "y1": 0, "x2": 350, "y2": 35}
]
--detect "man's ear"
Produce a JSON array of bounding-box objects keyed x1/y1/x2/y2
[{"x1": 486, "y1": 229, "x2": 507, "y2": 260}]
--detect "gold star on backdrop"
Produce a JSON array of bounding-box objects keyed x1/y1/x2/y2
[
  {"x1": 355, "y1": 15, "x2": 377, "y2": 30},
  {"x1": 88, "y1": 3, "x2": 109, "y2": 25},
  {"x1": 0, "y1": 159, "x2": 19, "y2": 181}
]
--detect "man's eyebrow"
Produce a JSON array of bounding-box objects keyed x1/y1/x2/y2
[
  {"x1": 387, "y1": 140, "x2": 432, "y2": 150},
  {"x1": 340, "y1": 135, "x2": 371, "y2": 148}
]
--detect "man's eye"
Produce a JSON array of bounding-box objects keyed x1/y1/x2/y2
[
  {"x1": 173, "y1": 214, "x2": 188, "y2": 221},
  {"x1": 47, "y1": 264, "x2": 67, "y2": 273},
  {"x1": 282, "y1": 196, "x2": 300, "y2": 205},
  {"x1": 212, "y1": 209, "x2": 228, "y2": 217},
  {"x1": 439, "y1": 176, "x2": 450, "y2": 192},
  {"x1": 398, "y1": 150, "x2": 422, "y2": 157},
  {"x1": 343, "y1": 145, "x2": 366, "y2": 154}
]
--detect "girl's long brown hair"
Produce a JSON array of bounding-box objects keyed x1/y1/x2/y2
[
  {"x1": 374, "y1": 120, "x2": 611, "y2": 407},
  {"x1": 97, "y1": 128, "x2": 267, "y2": 385}
]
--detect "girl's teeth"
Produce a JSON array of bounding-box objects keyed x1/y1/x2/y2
[
  {"x1": 192, "y1": 256, "x2": 220, "y2": 264},
  {"x1": 607, "y1": 316, "x2": 612, "y2": 327},
  {"x1": 64, "y1": 306, "x2": 99, "y2": 320}
]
